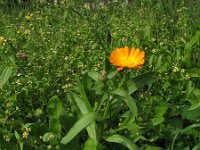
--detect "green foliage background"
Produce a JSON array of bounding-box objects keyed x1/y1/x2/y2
[{"x1": 0, "y1": 0, "x2": 200, "y2": 149}]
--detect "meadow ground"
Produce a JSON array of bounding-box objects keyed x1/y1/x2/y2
[{"x1": 0, "y1": 0, "x2": 200, "y2": 149}]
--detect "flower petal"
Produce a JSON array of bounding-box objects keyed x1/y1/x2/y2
[{"x1": 109, "y1": 46, "x2": 145, "y2": 70}]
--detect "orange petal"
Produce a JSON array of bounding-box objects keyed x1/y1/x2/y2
[
  {"x1": 136, "y1": 51, "x2": 145, "y2": 61},
  {"x1": 132, "y1": 48, "x2": 141, "y2": 62},
  {"x1": 117, "y1": 67, "x2": 124, "y2": 71}
]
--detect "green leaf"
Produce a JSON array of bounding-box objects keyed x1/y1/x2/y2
[
  {"x1": 192, "y1": 143, "x2": 200, "y2": 150},
  {"x1": 126, "y1": 80, "x2": 137, "y2": 95},
  {"x1": 71, "y1": 92, "x2": 97, "y2": 141},
  {"x1": 0, "y1": 65, "x2": 13, "y2": 88},
  {"x1": 172, "y1": 123, "x2": 200, "y2": 150},
  {"x1": 184, "y1": 31, "x2": 200, "y2": 68},
  {"x1": 107, "y1": 70, "x2": 118, "y2": 79},
  {"x1": 112, "y1": 88, "x2": 128, "y2": 98},
  {"x1": 155, "y1": 104, "x2": 168, "y2": 117},
  {"x1": 182, "y1": 107, "x2": 200, "y2": 121},
  {"x1": 72, "y1": 92, "x2": 90, "y2": 114},
  {"x1": 152, "y1": 117, "x2": 164, "y2": 126},
  {"x1": 127, "y1": 72, "x2": 155, "y2": 94},
  {"x1": 47, "y1": 95, "x2": 64, "y2": 138},
  {"x1": 148, "y1": 55, "x2": 154, "y2": 67},
  {"x1": 22, "y1": 123, "x2": 34, "y2": 128},
  {"x1": 14, "y1": 131, "x2": 23, "y2": 150},
  {"x1": 145, "y1": 145, "x2": 163, "y2": 150},
  {"x1": 155, "y1": 55, "x2": 162, "y2": 70},
  {"x1": 103, "y1": 134, "x2": 138, "y2": 150},
  {"x1": 112, "y1": 89, "x2": 137, "y2": 118},
  {"x1": 75, "y1": 77, "x2": 92, "y2": 112},
  {"x1": 185, "y1": 81, "x2": 193, "y2": 99},
  {"x1": 123, "y1": 97, "x2": 138, "y2": 119},
  {"x1": 88, "y1": 71, "x2": 100, "y2": 82},
  {"x1": 151, "y1": 104, "x2": 168, "y2": 126},
  {"x1": 83, "y1": 138, "x2": 97, "y2": 150},
  {"x1": 188, "y1": 88, "x2": 200, "y2": 110},
  {"x1": 60, "y1": 112, "x2": 96, "y2": 145}
]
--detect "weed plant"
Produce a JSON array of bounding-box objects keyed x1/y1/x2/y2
[{"x1": 0, "y1": 0, "x2": 200, "y2": 149}]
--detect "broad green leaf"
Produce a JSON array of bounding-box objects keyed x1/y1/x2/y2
[
  {"x1": 86, "y1": 123, "x2": 97, "y2": 143},
  {"x1": 0, "y1": 65, "x2": 12, "y2": 88},
  {"x1": 162, "y1": 82, "x2": 170, "y2": 92},
  {"x1": 83, "y1": 138, "x2": 97, "y2": 150},
  {"x1": 145, "y1": 145, "x2": 163, "y2": 150},
  {"x1": 127, "y1": 123, "x2": 140, "y2": 137},
  {"x1": 60, "y1": 112, "x2": 96, "y2": 145},
  {"x1": 127, "y1": 72, "x2": 155, "y2": 94},
  {"x1": 14, "y1": 130, "x2": 20, "y2": 141},
  {"x1": 88, "y1": 71, "x2": 100, "y2": 82},
  {"x1": 47, "y1": 95, "x2": 64, "y2": 138},
  {"x1": 182, "y1": 107, "x2": 200, "y2": 121},
  {"x1": 22, "y1": 123, "x2": 34, "y2": 128},
  {"x1": 72, "y1": 92, "x2": 89, "y2": 114},
  {"x1": 107, "y1": 70, "x2": 118, "y2": 79},
  {"x1": 75, "y1": 77, "x2": 92, "y2": 112},
  {"x1": 133, "y1": 135, "x2": 147, "y2": 143},
  {"x1": 14, "y1": 131, "x2": 23, "y2": 150},
  {"x1": 123, "y1": 97, "x2": 137, "y2": 119},
  {"x1": 112, "y1": 88, "x2": 128, "y2": 98},
  {"x1": 132, "y1": 72, "x2": 155, "y2": 88},
  {"x1": 112, "y1": 88, "x2": 137, "y2": 118},
  {"x1": 155, "y1": 104, "x2": 168, "y2": 117},
  {"x1": 152, "y1": 117, "x2": 164, "y2": 126},
  {"x1": 126, "y1": 80, "x2": 137, "y2": 95},
  {"x1": 103, "y1": 134, "x2": 138, "y2": 150},
  {"x1": 188, "y1": 88, "x2": 200, "y2": 110},
  {"x1": 184, "y1": 31, "x2": 200, "y2": 67},
  {"x1": 71, "y1": 92, "x2": 97, "y2": 141}
]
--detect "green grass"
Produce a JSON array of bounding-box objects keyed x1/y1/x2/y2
[{"x1": 0, "y1": 0, "x2": 200, "y2": 149}]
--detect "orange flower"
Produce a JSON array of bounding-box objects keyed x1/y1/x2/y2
[{"x1": 109, "y1": 46, "x2": 145, "y2": 71}]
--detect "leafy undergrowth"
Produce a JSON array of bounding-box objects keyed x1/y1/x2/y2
[{"x1": 0, "y1": 0, "x2": 200, "y2": 149}]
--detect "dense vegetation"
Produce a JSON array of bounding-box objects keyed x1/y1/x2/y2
[{"x1": 0, "y1": 0, "x2": 200, "y2": 149}]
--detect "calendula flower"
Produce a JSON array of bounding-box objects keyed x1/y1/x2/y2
[
  {"x1": 109, "y1": 46, "x2": 145, "y2": 71},
  {"x1": 0, "y1": 36, "x2": 5, "y2": 45}
]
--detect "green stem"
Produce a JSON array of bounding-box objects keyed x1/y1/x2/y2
[{"x1": 109, "y1": 126, "x2": 127, "y2": 135}]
